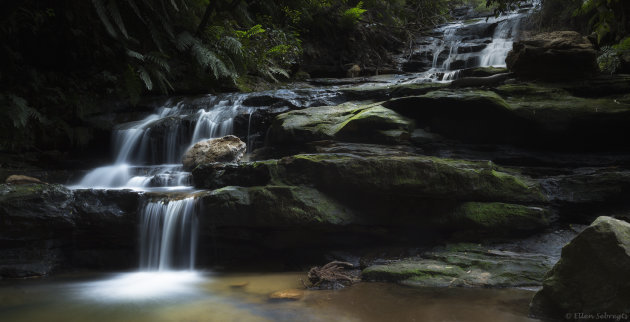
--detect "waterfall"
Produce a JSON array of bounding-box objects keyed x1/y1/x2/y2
[
  {"x1": 73, "y1": 96, "x2": 250, "y2": 190},
  {"x1": 405, "y1": 1, "x2": 538, "y2": 81},
  {"x1": 139, "y1": 197, "x2": 198, "y2": 271}
]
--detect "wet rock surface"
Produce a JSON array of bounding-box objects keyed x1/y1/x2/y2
[
  {"x1": 530, "y1": 217, "x2": 630, "y2": 320},
  {"x1": 182, "y1": 135, "x2": 247, "y2": 171},
  {"x1": 506, "y1": 31, "x2": 599, "y2": 80},
  {"x1": 0, "y1": 184, "x2": 139, "y2": 278},
  {"x1": 362, "y1": 243, "x2": 555, "y2": 288}
]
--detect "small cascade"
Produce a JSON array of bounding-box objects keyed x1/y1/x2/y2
[
  {"x1": 139, "y1": 197, "x2": 198, "y2": 271},
  {"x1": 403, "y1": 1, "x2": 539, "y2": 81},
  {"x1": 71, "y1": 88, "x2": 343, "y2": 191}
]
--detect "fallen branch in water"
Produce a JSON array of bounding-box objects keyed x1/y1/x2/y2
[{"x1": 306, "y1": 261, "x2": 360, "y2": 289}]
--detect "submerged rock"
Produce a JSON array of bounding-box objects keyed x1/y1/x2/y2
[
  {"x1": 182, "y1": 135, "x2": 246, "y2": 171},
  {"x1": 363, "y1": 243, "x2": 553, "y2": 288},
  {"x1": 506, "y1": 31, "x2": 599, "y2": 80},
  {"x1": 269, "y1": 289, "x2": 305, "y2": 301},
  {"x1": 530, "y1": 216, "x2": 630, "y2": 320}
]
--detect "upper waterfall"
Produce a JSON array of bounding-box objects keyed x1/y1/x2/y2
[{"x1": 402, "y1": 2, "x2": 538, "y2": 81}]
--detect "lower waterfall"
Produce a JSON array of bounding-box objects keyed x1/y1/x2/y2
[{"x1": 139, "y1": 197, "x2": 198, "y2": 271}]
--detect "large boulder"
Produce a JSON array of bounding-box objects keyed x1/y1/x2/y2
[
  {"x1": 506, "y1": 31, "x2": 599, "y2": 80},
  {"x1": 530, "y1": 216, "x2": 630, "y2": 320},
  {"x1": 182, "y1": 135, "x2": 246, "y2": 171}
]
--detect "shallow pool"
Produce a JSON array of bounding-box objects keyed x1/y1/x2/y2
[{"x1": 0, "y1": 271, "x2": 538, "y2": 322}]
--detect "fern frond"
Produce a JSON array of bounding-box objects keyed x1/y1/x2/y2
[
  {"x1": 169, "y1": 0, "x2": 179, "y2": 11},
  {"x1": 205, "y1": 25, "x2": 225, "y2": 40},
  {"x1": 92, "y1": 0, "x2": 118, "y2": 38},
  {"x1": 106, "y1": 0, "x2": 129, "y2": 39},
  {"x1": 191, "y1": 43, "x2": 226, "y2": 78},
  {"x1": 152, "y1": 69, "x2": 174, "y2": 93},
  {"x1": 160, "y1": 18, "x2": 176, "y2": 40},
  {"x1": 126, "y1": 49, "x2": 145, "y2": 61},
  {"x1": 146, "y1": 52, "x2": 171, "y2": 72},
  {"x1": 6, "y1": 95, "x2": 43, "y2": 128},
  {"x1": 176, "y1": 31, "x2": 195, "y2": 51},
  {"x1": 147, "y1": 20, "x2": 166, "y2": 52},
  {"x1": 137, "y1": 66, "x2": 153, "y2": 90},
  {"x1": 220, "y1": 36, "x2": 243, "y2": 58}
]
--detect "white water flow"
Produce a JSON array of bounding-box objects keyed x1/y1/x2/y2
[
  {"x1": 139, "y1": 197, "x2": 198, "y2": 271},
  {"x1": 72, "y1": 96, "x2": 254, "y2": 190},
  {"x1": 71, "y1": 88, "x2": 342, "y2": 191},
  {"x1": 406, "y1": 2, "x2": 538, "y2": 82}
]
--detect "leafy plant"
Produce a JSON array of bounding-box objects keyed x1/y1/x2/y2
[{"x1": 342, "y1": 1, "x2": 367, "y2": 26}]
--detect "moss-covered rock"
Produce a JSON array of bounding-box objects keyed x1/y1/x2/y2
[
  {"x1": 453, "y1": 202, "x2": 549, "y2": 234},
  {"x1": 382, "y1": 90, "x2": 530, "y2": 144},
  {"x1": 363, "y1": 243, "x2": 553, "y2": 287},
  {"x1": 530, "y1": 216, "x2": 630, "y2": 320},
  {"x1": 340, "y1": 82, "x2": 448, "y2": 101},
  {"x1": 193, "y1": 153, "x2": 546, "y2": 205},
  {"x1": 197, "y1": 185, "x2": 358, "y2": 228},
  {"x1": 278, "y1": 154, "x2": 545, "y2": 204},
  {"x1": 495, "y1": 82, "x2": 630, "y2": 151},
  {"x1": 459, "y1": 66, "x2": 509, "y2": 78},
  {"x1": 267, "y1": 102, "x2": 414, "y2": 145}
]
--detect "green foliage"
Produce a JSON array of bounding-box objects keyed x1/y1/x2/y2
[
  {"x1": 0, "y1": 0, "x2": 465, "y2": 152},
  {"x1": 576, "y1": 0, "x2": 628, "y2": 45},
  {"x1": 484, "y1": 0, "x2": 526, "y2": 17},
  {"x1": 597, "y1": 37, "x2": 630, "y2": 74},
  {"x1": 342, "y1": 1, "x2": 367, "y2": 26},
  {"x1": 598, "y1": 46, "x2": 621, "y2": 74}
]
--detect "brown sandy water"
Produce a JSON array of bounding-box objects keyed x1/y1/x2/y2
[{"x1": 0, "y1": 271, "x2": 538, "y2": 322}]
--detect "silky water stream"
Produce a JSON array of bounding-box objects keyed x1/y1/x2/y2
[{"x1": 0, "y1": 3, "x2": 543, "y2": 321}]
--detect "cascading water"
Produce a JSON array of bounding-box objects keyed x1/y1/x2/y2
[
  {"x1": 71, "y1": 88, "x2": 342, "y2": 191},
  {"x1": 139, "y1": 197, "x2": 198, "y2": 271},
  {"x1": 403, "y1": 1, "x2": 539, "y2": 82},
  {"x1": 54, "y1": 2, "x2": 540, "y2": 304}
]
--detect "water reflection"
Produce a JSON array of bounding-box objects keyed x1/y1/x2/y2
[{"x1": 0, "y1": 272, "x2": 539, "y2": 322}]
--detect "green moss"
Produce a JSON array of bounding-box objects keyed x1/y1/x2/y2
[
  {"x1": 269, "y1": 102, "x2": 413, "y2": 145},
  {"x1": 455, "y1": 202, "x2": 549, "y2": 231}
]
